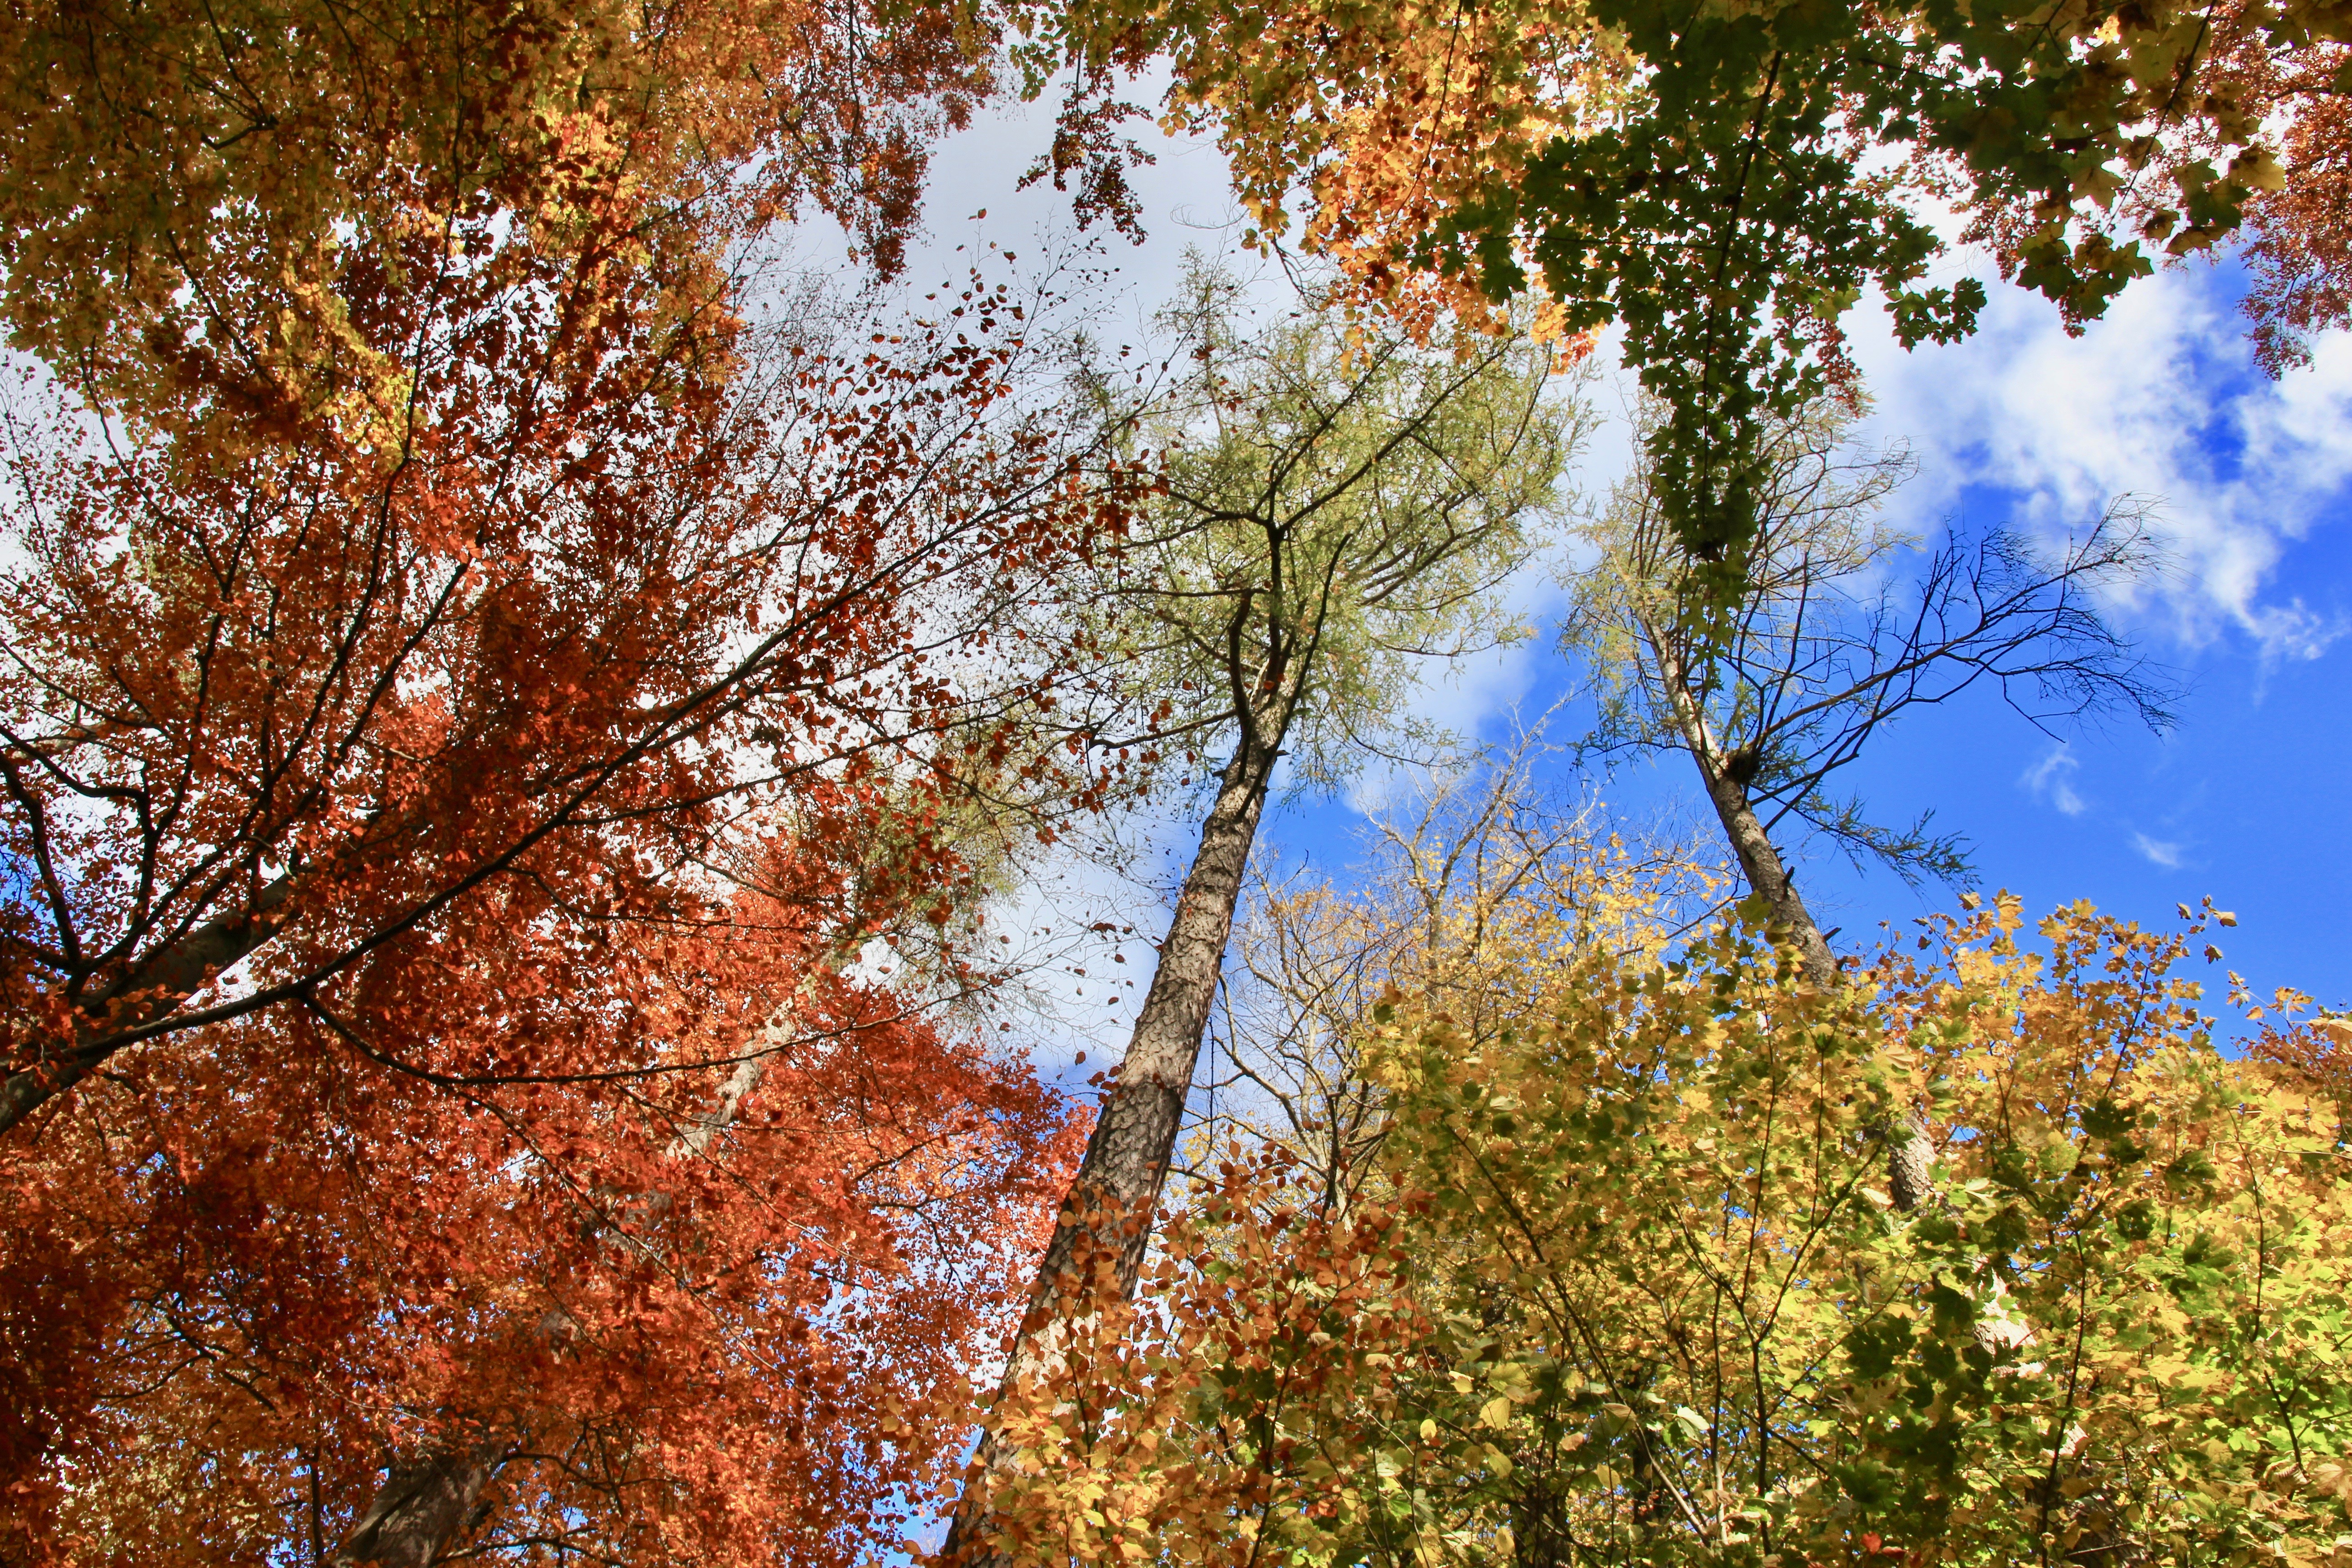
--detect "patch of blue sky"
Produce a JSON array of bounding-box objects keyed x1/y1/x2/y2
[{"x1": 1255, "y1": 254, "x2": 2352, "y2": 1036}]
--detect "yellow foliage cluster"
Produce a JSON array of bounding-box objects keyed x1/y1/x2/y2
[{"x1": 973, "y1": 872, "x2": 2352, "y2": 1568}]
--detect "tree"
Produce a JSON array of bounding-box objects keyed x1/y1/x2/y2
[
  {"x1": 0, "y1": 5, "x2": 1156, "y2": 1558},
  {"x1": 0, "y1": 267, "x2": 1117, "y2": 1142},
  {"x1": 971, "y1": 862, "x2": 2352, "y2": 1568},
  {"x1": 0, "y1": 263, "x2": 1131, "y2": 1558},
  {"x1": 1024, "y1": 0, "x2": 2331, "y2": 580},
  {"x1": 1563, "y1": 397, "x2": 2176, "y2": 991},
  {"x1": 943, "y1": 273, "x2": 1584, "y2": 1564},
  {"x1": 1564, "y1": 399, "x2": 2171, "y2": 1217},
  {"x1": 4, "y1": 813, "x2": 1088, "y2": 1566}
]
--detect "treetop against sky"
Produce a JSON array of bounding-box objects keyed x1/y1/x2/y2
[{"x1": 905, "y1": 75, "x2": 2352, "y2": 1032}]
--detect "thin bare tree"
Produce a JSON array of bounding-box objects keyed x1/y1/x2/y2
[
  {"x1": 1565, "y1": 395, "x2": 2177, "y2": 1205},
  {"x1": 1192, "y1": 735, "x2": 1722, "y2": 1211},
  {"x1": 1566, "y1": 397, "x2": 2177, "y2": 988}
]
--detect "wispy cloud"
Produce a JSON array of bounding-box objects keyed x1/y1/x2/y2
[
  {"x1": 2022, "y1": 744, "x2": 2087, "y2": 815},
  {"x1": 2132, "y1": 832, "x2": 2185, "y2": 869}
]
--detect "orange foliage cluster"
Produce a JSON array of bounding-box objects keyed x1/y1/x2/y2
[
  {"x1": 0, "y1": 0, "x2": 997, "y2": 442},
  {"x1": 0, "y1": 246, "x2": 1117, "y2": 1123},
  {"x1": 3, "y1": 855, "x2": 1085, "y2": 1561},
  {"x1": 0, "y1": 148, "x2": 1123, "y2": 1555}
]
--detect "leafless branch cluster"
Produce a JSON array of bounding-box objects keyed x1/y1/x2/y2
[{"x1": 1570, "y1": 399, "x2": 2180, "y2": 888}]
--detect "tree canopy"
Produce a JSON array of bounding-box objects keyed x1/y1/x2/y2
[
  {"x1": 975, "y1": 849, "x2": 2352, "y2": 1568},
  {"x1": 1025, "y1": 0, "x2": 2345, "y2": 573},
  {"x1": 0, "y1": 0, "x2": 995, "y2": 445},
  {"x1": 0, "y1": 254, "x2": 1130, "y2": 1558},
  {"x1": 4, "y1": 0, "x2": 2350, "y2": 1559}
]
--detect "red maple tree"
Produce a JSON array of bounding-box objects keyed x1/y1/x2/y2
[
  {"x1": 4, "y1": 813, "x2": 1088, "y2": 1563},
  {"x1": 0, "y1": 231, "x2": 1134, "y2": 1558}
]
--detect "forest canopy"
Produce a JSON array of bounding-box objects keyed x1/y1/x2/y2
[{"x1": 0, "y1": 0, "x2": 2347, "y2": 1563}]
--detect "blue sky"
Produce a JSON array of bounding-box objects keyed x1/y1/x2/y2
[
  {"x1": 892, "y1": 87, "x2": 2352, "y2": 1055},
  {"x1": 1813, "y1": 265, "x2": 2352, "y2": 1015}
]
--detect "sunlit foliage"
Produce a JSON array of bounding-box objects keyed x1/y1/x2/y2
[{"x1": 975, "y1": 868, "x2": 2352, "y2": 1568}]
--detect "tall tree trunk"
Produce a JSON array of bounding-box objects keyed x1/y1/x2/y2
[
  {"x1": 1690, "y1": 752, "x2": 1839, "y2": 989},
  {"x1": 943, "y1": 725, "x2": 1280, "y2": 1567},
  {"x1": 1644, "y1": 618, "x2": 1933, "y2": 1209},
  {"x1": 1640, "y1": 623, "x2": 1836, "y2": 989}
]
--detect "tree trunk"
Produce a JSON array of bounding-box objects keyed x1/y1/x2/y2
[
  {"x1": 942, "y1": 728, "x2": 1279, "y2": 1567},
  {"x1": 1886, "y1": 1106, "x2": 1934, "y2": 1212},
  {"x1": 1690, "y1": 755, "x2": 1839, "y2": 990},
  {"x1": 1643, "y1": 618, "x2": 1932, "y2": 1208},
  {"x1": 328, "y1": 1439, "x2": 506, "y2": 1568},
  {"x1": 330, "y1": 1034, "x2": 778, "y2": 1563}
]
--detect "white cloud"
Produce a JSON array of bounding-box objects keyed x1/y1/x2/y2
[
  {"x1": 1356, "y1": 257, "x2": 2352, "y2": 761},
  {"x1": 2132, "y1": 832, "x2": 2186, "y2": 869},
  {"x1": 2022, "y1": 744, "x2": 2087, "y2": 815},
  {"x1": 1850, "y1": 265, "x2": 2352, "y2": 663}
]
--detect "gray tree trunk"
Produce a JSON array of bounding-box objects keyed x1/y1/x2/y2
[
  {"x1": 1691, "y1": 750, "x2": 1840, "y2": 990},
  {"x1": 942, "y1": 727, "x2": 1280, "y2": 1567},
  {"x1": 328, "y1": 1439, "x2": 506, "y2": 1568},
  {"x1": 1692, "y1": 745, "x2": 1935, "y2": 1210},
  {"x1": 1646, "y1": 623, "x2": 1934, "y2": 1210}
]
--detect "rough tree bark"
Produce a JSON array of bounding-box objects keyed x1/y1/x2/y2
[
  {"x1": 942, "y1": 714, "x2": 1282, "y2": 1567},
  {"x1": 328, "y1": 1439, "x2": 508, "y2": 1568}
]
